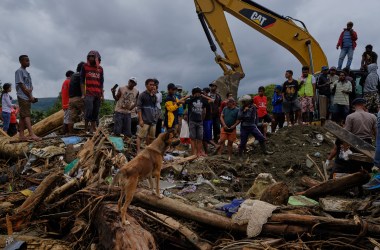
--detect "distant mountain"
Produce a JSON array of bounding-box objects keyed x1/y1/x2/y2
[
  {"x1": 22, "y1": 97, "x2": 114, "y2": 112},
  {"x1": 30, "y1": 97, "x2": 58, "y2": 111}
]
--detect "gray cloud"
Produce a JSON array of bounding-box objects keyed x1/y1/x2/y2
[{"x1": 0, "y1": 0, "x2": 378, "y2": 100}]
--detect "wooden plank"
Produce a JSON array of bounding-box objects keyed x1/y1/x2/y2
[
  {"x1": 323, "y1": 120, "x2": 375, "y2": 158},
  {"x1": 348, "y1": 153, "x2": 374, "y2": 163}
]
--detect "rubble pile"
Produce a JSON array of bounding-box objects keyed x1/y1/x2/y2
[{"x1": 1, "y1": 118, "x2": 380, "y2": 249}]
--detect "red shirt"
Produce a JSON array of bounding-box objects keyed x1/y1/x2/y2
[
  {"x1": 219, "y1": 100, "x2": 228, "y2": 115},
  {"x1": 253, "y1": 95, "x2": 268, "y2": 118},
  {"x1": 10, "y1": 107, "x2": 18, "y2": 124},
  {"x1": 61, "y1": 78, "x2": 70, "y2": 109}
]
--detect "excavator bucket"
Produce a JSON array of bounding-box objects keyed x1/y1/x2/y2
[{"x1": 212, "y1": 72, "x2": 244, "y2": 100}]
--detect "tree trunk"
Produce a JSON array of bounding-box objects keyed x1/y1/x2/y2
[
  {"x1": 22, "y1": 110, "x2": 64, "y2": 137},
  {"x1": 297, "y1": 170, "x2": 371, "y2": 199},
  {"x1": 0, "y1": 137, "x2": 29, "y2": 158},
  {"x1": 95, "y1": 203, "x2": 156, "y2": 250}
]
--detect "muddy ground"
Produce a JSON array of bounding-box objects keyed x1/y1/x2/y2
[{"x1": 162, "y1": 125, "x2": 333, "y2": 206}]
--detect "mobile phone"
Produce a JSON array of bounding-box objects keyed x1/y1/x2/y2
[{"x1": 112, "y1": 84, "x2": 119, "y2": 90}]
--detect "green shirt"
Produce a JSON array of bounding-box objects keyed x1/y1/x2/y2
[{"x1": 222, "y1": 107, "x2": 239, "y2": 127}]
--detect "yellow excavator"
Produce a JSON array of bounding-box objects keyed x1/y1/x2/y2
[{"x1": 194, "y1": 0, "x2": 328, "y2": 98}]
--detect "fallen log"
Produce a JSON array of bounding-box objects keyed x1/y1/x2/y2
[
  {"x1": 297, "y1": 170, "x2": 371, "y2": 199},
  {"x1": 300, "y1": 176, "x2": 321, "y2": 188},
  {"x1": 0, "y1": 137, "x2": 28, "y2": 158},
  {"x1": 142, "y1": 209, "x2": 212, "y2": 250},
  {"x1": 44, "y1": 178, "x2": 80, "y2": 204},
  {"x1": 16, "y1": 171, "x2": 63, "y2": 216},
  {"x1": 25, "y1": 110, "x2": 64, "y2": 137},
  {"x1": 94, "y1": 203, "x2": 156, "y2": 250},
  {"x1": 132, "y1": 188, "x2": 380, "y2": 237}
]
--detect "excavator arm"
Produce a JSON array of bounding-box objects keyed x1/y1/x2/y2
[{"x1": 194, "y1": 0, "x2": 328, "y2": 97}]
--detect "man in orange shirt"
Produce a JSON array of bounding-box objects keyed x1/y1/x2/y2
[
  {"x1": 253, "y1": 86, "x2": 272, "y2": 137},
  {"x1": 61, "y1": 70, "x2": 74, "y2": 134}
]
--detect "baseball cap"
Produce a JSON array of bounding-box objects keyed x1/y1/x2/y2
[
  {"x1": 202, "y1": 87, "x2": 210, "y2": 93},
  {"x1": 329, "y1": 66, "x2": 337, "y2": 71},
  {"x1": 176, "y1": 84, "x2": 183, "y2": 90},
  {"x1": 167, "y1": 83, "x2": 177, "y2": 90},
  {"x1": 321, "y1": 66, "x2": 329, "y2": 71},
  {"x1": 352, "y1": 98, "x2": 366, "y2": 105},
  {"x1": 129, "y1": 77, "x2": 137, "y2": 84}
]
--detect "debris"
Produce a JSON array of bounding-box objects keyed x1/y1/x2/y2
[
  {"x1": 246, "y1": 173, "x2": 276, "y2": 199},
  {"x1": 232, "y1": 199, "x2": 277, "y2": 237},
  {"x1": 260, "y1": 182, "x2": 289, "y2": 205},
  {"x1": 320, "y1": 197, "x2": 362, "y2": 213},
  {"x1": 219, "y1": 198, "x2": 245, "y2": 217},
  {"x1": 324, "y1": 120, "x2": 375, "y2": 158}
]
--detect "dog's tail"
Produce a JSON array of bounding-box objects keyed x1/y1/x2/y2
[{"x1": 107, "y1": 170, "x2": 122, "y2": 195}]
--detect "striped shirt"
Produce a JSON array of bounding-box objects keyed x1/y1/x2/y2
[
  {"x1": 80, "y1": 63, "x2": 104, "y2": 97},
  {"x1": 333, "y1": 80, "x2": 352, "y2": 105}
]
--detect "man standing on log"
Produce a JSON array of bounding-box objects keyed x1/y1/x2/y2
[
  {"x1": 136, "y1": 79, "x2": 158, "y2": 152},
  {"x1": 15, "y1": 55, "x2": 40, "y2": 141},
  {"x1": 61, "y1": 70, "x2": 74, "y2": 135},
  {"x1": 68, "y1": 62, "x2": 85, "y2": 134},
  {"x1": 81, "y1": 50, "x2": 104, "y2": 134},
  {"x1": 112, "y1": 77, "x2": 139, "y2": 138}
]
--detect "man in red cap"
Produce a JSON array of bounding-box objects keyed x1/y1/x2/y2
[{"x1": 80, "y1": 50, "x2": 104, "y2": 133}]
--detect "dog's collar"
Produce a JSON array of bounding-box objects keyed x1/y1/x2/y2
[{"x1": 145, "y1": 146, "x2": 162, "y2": 155}]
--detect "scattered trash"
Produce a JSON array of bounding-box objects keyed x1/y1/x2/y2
[
  {"x1": 219, "y1": 198, "x2": 245, "y2": 217},
  {"x1": 178, "y1": 185, "x2": 197, "y2": 196},
  {"x1": 108, "y1": 136, "x2": 125, "y2": 151},
  {"x1": 61, "y1": 136, "x2": 82, "y2": 145},
  {"x1": 288, "y1": 195, "x2": 318, "y2": 207}
]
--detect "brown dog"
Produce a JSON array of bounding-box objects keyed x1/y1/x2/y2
[{"x1": 111, "y1": 132, "x2": 174, "y2": 225}]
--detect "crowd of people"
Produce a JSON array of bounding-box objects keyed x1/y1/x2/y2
[{"x1": 1, "y1": 21, "x2": 380, "y2": 180}]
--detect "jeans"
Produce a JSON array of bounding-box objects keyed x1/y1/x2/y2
[
  {"x1": 2, "y1": 111, "x2": 10, "y2": 132},
  {"x1": 374, "y1": 112, "x2": 380, "y2": 167},
  {"x1": 338, "y1": 47, "x2": 354, "y2": 70},
  {"x1": 333, "y1": 104, "x2": 349, "y2": 123},
  {"x1": 239, "y1": 126, "x2": 265, "y2": 152},
  {"x1": 113, "y1": 112, "x2": 132, "y2": 137},
  {"x1": 84, "y1": 95, "x2": 101, "y2": 122}
]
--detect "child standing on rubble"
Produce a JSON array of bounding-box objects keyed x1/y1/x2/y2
[{"x1": 1, "y1": 83, "x2": 15, "y2": 133}]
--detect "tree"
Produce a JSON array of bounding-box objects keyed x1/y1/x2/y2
[{"x1": 99, "y1": 100, "x2": 115, "y2": 118}]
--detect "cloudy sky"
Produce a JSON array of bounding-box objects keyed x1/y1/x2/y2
[{"x1": 0, "y1": 0, "x2": 378, "y2": 99}]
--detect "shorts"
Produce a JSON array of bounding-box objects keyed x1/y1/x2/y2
[
  {"x1": 282, "y1": 99, "x2": 301, "y2": 113},
  {"x1": 69, "y1": 96, "x2": 84, "y2": 123},
  {"x1": 203, "y1": 120, "x2": 213, "y2": 141},
  {"x1": 137, "y1": 123, "x2": 156, "y2": 139},
  {"x1": 7, "y1": 123, "x2": 17, "y2": 136},
  {"x1": 364, "y1": 91, "x2": 379, "y2": 113},
  {"x1": 84, "y1": 95, "x2": 101, "y2": 122},
  {"x1": 220, "y1": 127, "x2": 237, "y2": 142},
  {"x1": 189, "y1": 121, "x2": 203, "y2": 140},
  {"x1": 63, "y1": 109, "x2": 71, "y2": 124},
  {"x1": 17, "y1": 97, "x2": 31, "y2": 118},
  {"x1": 258, "y1": 114, "x2": 272, "y2": 123},
  {"x1": 299, "y1": 96, "x2": 314, "y2": 113},
  {"x1": 180, "y1": 138, "x2": 191, "y2": 144}
]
